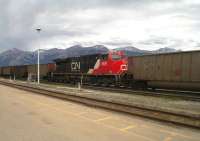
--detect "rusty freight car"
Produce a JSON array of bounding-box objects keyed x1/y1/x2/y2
[
  {"x1": 1, "y1": 66, "x2": 12, "y2": 78},
  {"x1": 12, "y1": 65, "x2": 28, "y2": 78},
  {"x1": 0, "y1": 67, "x2": 2, "y2": 76},
  {"x1": 27, "y1": 64, "x2": 55, "y2": 80},
  {"x1": 127, "y1": 50, "x2": 200, "y2": 91}
]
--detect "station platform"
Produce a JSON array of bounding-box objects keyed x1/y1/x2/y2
[
  {"x1": 0, "y1": 84, "x2": 199, "y2": 141},
  {"x1": 4, "y1": 79, "x2": 200, "y2": 118}
]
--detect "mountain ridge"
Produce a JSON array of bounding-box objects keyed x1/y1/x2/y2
[{"x1": 0, "y1": 45, "x2": 177, "y2": 67}]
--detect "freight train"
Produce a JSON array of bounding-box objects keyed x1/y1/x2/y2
[
  {"x1": 0, "y1": 50, "x2": 200, "y2": 91},
  {"x1": 0, "y1": 64, "x2": 55, "y2": 80}
]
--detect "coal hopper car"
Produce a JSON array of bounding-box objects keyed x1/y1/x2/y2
[
  {"x1": 1, "y1": 66, "x2": 12, "y2": 78},
  {"x1": 27, "y1": 63, "x2": 56, "y2": 81},
  {"x1": 12, "y1": 65, "x2": 28, "y2": 78},
  {"x1": 127, "y1": 50, "x2": 200, "y2": 91}
]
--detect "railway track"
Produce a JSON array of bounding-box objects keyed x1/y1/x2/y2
[
  {"x1": 81, "y1": 84, "x2": 200, "y2": 102},
  {"x1": 41, "y1": 81, "x2": 200, "y2": 102},
  {"x1": 0, "y1": 79, "x2": 200, "y2": 128}
]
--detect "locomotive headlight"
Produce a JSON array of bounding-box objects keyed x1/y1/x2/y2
[{"x1": 121, "y1": 64, "x2": 127, "y2": 70}]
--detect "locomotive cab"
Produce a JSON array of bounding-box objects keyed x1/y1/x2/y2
[{"x1": 92, "y1": 50, "x2": 128, "y2": 75}]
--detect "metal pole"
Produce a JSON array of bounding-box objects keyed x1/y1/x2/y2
[
  {"x1": 38, "y1": 49, "x2": 40, "y2": 84},
  {"x1": 36, "y1": 28, "x2": 41, "y2": 85}
]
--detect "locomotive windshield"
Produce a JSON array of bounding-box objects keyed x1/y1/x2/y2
[
  {"x1": 100, "y1": 54, "x2": 108, "y2": 60},
  {"x1": 112, "y1": 54, "x2": 121, "y2": 60}
]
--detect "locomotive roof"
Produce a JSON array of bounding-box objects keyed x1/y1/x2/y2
[{"x1": 54, "y1": 53, "x2": 108, "y2": 63}]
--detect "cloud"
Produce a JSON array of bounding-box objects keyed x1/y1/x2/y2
[{"x1": 0, "y1": 0, "x2": 200, "y2": 52}]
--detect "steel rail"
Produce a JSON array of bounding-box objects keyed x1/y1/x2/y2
[
  {"x1": 43, "y1": 81, "x2": 200, "y2": 102},
  {"x1": 81, "y1": 84, "x2": 200, "y2": 102}
]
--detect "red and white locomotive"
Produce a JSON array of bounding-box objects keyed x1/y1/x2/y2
[
  {"x1": 50, "y1": 50, "x2": 128, "y2": 85},
  {"x1": 90, "y1": 50, "x2": 127, "y2": 75}
]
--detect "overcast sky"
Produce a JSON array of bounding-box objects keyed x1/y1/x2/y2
[{"x1": 0, "y1": 0, "x2": 200, "y2": 52}]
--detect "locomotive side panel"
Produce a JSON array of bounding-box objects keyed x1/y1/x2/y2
[
  {"x1": 80, "y1": 54, "x2": 99, "y2": 74},
  {"x1": 71, "y1": 57, "x2": 81, "y2": 73},
  {"x1": 56, "y1": 58, "x2": 81, "y2": 74},
  {"x1": 56, "y1": 60, "x2": 68, "y2": 73},
  {"x1": 55, "y1": 54, "x2": 100, "y2": 74}
]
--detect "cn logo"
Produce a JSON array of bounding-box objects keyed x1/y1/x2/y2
[{"x1": 71, "y1": 62, "x2": 80, "y2": 71}]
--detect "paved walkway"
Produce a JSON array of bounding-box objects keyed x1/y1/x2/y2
[{"x1": 0, "y1": 84, "x2": 199, "y2": 141}]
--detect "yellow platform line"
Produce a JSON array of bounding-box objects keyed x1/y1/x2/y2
[
  {"x1": 159, "y1": 129, "x2": 194, "y2": 139},
  {"x1": 120, "y1": 125, "x2": 136, "y2": 131},
  {"x1": 141, "y1": 124, "x2": 193, "y2": 140},
  {"x1": 94, "y1": 116, "x2": 112, "y2": 122},
  {"x1": 17, "y1": 94, "x2": 155, "y2": 141},
  {"x1": 76, "y1": 112, "x2": 88, "y2": 116}
]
